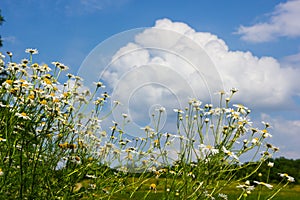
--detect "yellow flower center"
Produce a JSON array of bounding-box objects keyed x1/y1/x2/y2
[
  {"x1": 5, "y1": 80, "x2": 13, "y2": 85},
  {"x1": 40, "y1": 100, "x2": 47, "y2": 105},
  {"x1": 63, "y1": 92, "x2": 70, "y2": 98},
  {"x1": 43, "y1": 78, "x2": 52, "y2": 85},
  {"x1": 150, "y1": 183, "x2": 156, "y2": 189},
  {"x1": 21, "y1": 112, "x2": 27, "y2": 117},
  {"x1": 262, "y1": 129, "x2": 268, "y2": 133},
  {"x1": 28, "y1": 94, "x2": 35, "y2": 100}
]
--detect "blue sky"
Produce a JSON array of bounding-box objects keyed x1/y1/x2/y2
[{"x1": 1, "y1": 0, "x2": 300, "y2": 159}]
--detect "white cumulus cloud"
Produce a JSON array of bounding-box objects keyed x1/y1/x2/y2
[
  {"x1": 237, "y1": 0, "x2": 300, "y2": 42},
  {"x1": 100, "y1": 18, "x2": 300, "y2": 110},
  {"x1": 78, "y1": 18, "x2": 300, "y2": 152}
]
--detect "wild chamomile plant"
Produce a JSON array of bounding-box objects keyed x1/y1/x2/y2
[
  {"x1": 0, "y1": 49, "x2": 123, "y2": 199},
  {"x1": 127, "y1": 89, "x2": 294, "y2": 200},
  {"x1": 0, "y1": 50, "x2": 294, "y2": 200}
]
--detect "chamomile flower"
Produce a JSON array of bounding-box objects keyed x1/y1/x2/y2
[
  {"x1": 163, "y1": 132, "x2": 174, "y2": 138},
  {"x1": 191, "y1": 99, "x2": 202, "y2": 107},
  {"x1": 21, "y1": 59, "x2": 29, "y2": 65},
  {"x1": 222, "y1": 146, "x2": 239, "y2": 160},
  {"x1": 150, "y1": 183, "x2": 157, "y2": 192},
  {"x1": 41, "y1": 64, "x2": 51, "y2": 72},
  {"x1": 262, "y1": 121, "x2": 271, "y2": 128},
  {"x1": 251, "y1": 137, "x2": 259, "y2": 145},
  {"x1": 188, "y1": 172, "x2": 195, "y2": 179},
  {"x1": 52, "y1": 61, "x2": 69, "y2": 71},
  {"x1": 2, "y1": 79, "x2": 13, "y2": 89},
  {"x1": 69, "y1": 156, "x2": 81, "y2": 165},
  {"x1": 156, "y1": 106, "x2": 166, "y2": 113},
  {"x1": 6, "y1": 51, "x2": 13, "y2": 57},
  {"x1": 238, "y1": 117, "x2": 252, "y2": 126},
  {"x1": 262, "y1": 129, "x2": 272, "y2": 138},
  {"x1": 15, "y1": 112, "x2": 31, "y2": 120},
  {"x1": 141, "y1": 126, "x2": 153, "y2": 132},
  {"x1": 236, "y1": 183, "x2": 255, "y2": 192},
  {"x1": 94, "y1": 81, "x2": 105, "y2": 88},
  {"x1": 0, "y1": 52, "x2": 5, "y2": 59},
  {"x1": 101, "y1": 92, "x2": 109, "y2": 99},
  {"x1": 85, "y1": 174, "x2": 97, "y2": 179},
  {"x1": 218, "y1": 193, "x2": 228, "y2": 200},
  {"x1": 173, "y1": 109, "x2": 184, "y2": 113},
  {"x1": 233, "y1": 104, "x2": 248, "y2": 114},
  {"x1": 253, "y1": 181, "x2": 273, "y2": 189},
  {"x1": 25, "y1": 48, "x2": 38, "y2": 55},
  {"x1": 278, "y1": 173, "x2": 295, "y2": 182},
  {"x1": 199, "y1": 144, "x2": 219, "y2": 155},
  {"x1": 58, "y1": 64, "x2": 69, "y2": 71},
  {"x1": 268, "y1": 162, "x2": 274, "y2": 167},
  {"x1": 230, "y1": 88, "x2": 238, "y2": 94},
  {"x1": 113, "y1": 100, "x2": 121, "y2": 105}
]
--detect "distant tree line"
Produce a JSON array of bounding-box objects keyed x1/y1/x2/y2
[
  {"x1": 0, "y1": 9, "x2": 4, "y2": 47},
  {"x1": 0, "y1": 9, "x2": 7, "y2": 85},
  {"x1": 235, "y1": 157, "x2": 300, "y2": 184},
  {"x1": 126, "y1": 157, "x2": 300, "y2": 185}
]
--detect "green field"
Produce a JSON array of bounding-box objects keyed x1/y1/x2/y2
[
  {"x1": 79, "y1": 177, "x2": 299, "y2": 200},
  {"x1": 108, "y1": 184, "x2": 300, "y2": 200}
]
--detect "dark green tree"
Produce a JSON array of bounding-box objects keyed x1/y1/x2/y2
[
  {"x1": 0, "y1": 9, "x2": 4, "y2": 47},
  {"x1": 0, "y1": 9, "x2": 7, "y2": 85},
  {"x1": 234, "y1": 157, "x2": 300, "y2": 184}
]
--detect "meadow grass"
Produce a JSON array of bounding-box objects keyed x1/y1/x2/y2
[
  {"x1": 104, "y1": 179, "x2": 300, "y2": 199},
  {"x1": 101, "y1": 180, "x2": 300, "y2": 200}
]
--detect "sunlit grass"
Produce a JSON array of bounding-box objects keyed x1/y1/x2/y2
[{"x1": 98, "y1": 179, "x2": 300, "y2": 200}]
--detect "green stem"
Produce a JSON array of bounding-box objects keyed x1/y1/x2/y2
[{"x1": 267, "y1": 182, "x2": 289, "y2": 200}]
